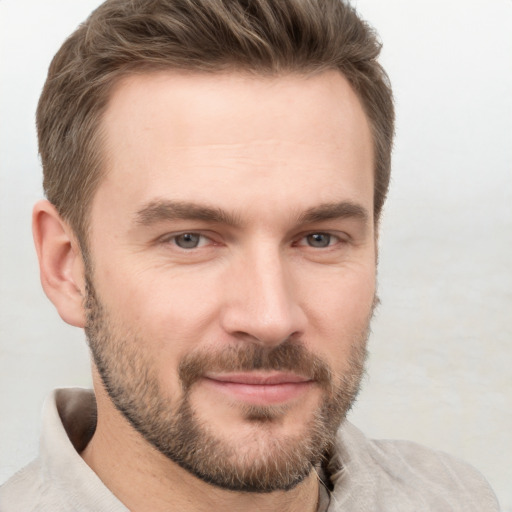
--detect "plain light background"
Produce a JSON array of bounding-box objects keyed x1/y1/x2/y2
[{"x1": 1, "y1": 0, "x2": 511, "y2": 509}]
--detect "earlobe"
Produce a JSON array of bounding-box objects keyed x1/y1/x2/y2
[{"x1": 32, "y1": 200, "x2": 86, "y2": 328}]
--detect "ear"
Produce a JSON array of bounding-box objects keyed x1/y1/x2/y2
[{"x1": 32, "y1": 200, "x2": 86, "y2": 328}]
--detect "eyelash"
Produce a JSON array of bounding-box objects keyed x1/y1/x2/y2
[
  {"x1": 294, "y1": 232, "x2": 343, "y2": 249},
  {"x1": 164, "y1": 232, "x2": 212, "y2": 249},
  {"x1": 162, "y1": 231, "x2": 345, "y2": 250}
]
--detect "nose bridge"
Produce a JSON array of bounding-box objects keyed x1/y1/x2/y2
[{"x1": 221, "y1": 240, "x2": 305, "y2": 345}]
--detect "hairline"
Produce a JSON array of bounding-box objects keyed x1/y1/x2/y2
[{"x1": 73, "y1": 65, "x2": 380, "y2": 257}]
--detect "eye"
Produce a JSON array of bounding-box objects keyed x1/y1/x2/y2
[
  {"x1": 172, "y1": 233, "x2": 205, "y2": 249},
  {"x1": 304, "y1": 233, "x2": 336, "y2": 248}
]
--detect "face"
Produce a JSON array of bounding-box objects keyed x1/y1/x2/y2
[{"x1": 84, "y1": 70, "x2": 376, "y2": 492}]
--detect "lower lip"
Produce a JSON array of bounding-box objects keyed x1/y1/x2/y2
[{"x1": 202, "y1": 378, "x2": 313, "y2": 405}]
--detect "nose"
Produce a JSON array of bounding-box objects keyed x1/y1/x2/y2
[{"x1": 219, "y1": 244, "x2": 306, "y2": 346}]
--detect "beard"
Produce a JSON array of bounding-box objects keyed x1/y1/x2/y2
[{"x1": 84, "y1": 274, "x2": 371, "y2": 493}]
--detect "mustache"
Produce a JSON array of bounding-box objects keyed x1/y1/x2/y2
[{"x1": 178, "y1": 340, "x2": 333, "y2": 392}]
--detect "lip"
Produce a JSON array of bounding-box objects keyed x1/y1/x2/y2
[{"x1": 202, "y1": 372, "x2": 313, "y2": 405}]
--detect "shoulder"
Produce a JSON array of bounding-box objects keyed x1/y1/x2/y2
[
  {"x1": 0, "y1": 459, "x2": 65, "y2": 512},
  {"x1": 328, "y1": 422, "x2": 500, "y2": 511},
  {"x1": 0, "y1": 389, "x2": 128, "y2": 512}
]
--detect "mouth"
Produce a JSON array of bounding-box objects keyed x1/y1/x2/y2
[{"x1": 201, "y1": 372, "x2": 314, "y2": 405}]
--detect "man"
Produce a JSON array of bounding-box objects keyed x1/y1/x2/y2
[{"x1": 0, "y1": 0, "x2": 500, "y2": 510}]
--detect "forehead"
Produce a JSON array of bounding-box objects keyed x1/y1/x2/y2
[{"x1": 94, "y1": 70, "x2": 374, "y2": 224}]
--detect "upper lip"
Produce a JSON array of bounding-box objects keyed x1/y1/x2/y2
[{"x1": 204, "y1": 372, "x2": 311, "y2": 385}]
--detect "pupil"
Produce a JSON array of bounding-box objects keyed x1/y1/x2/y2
[
  {"x1": 176, "y1": 233, "x2": 199, "y2": 248},
  {"x1": 308, "y1": 233, "x2": 330, "y2": 248}
]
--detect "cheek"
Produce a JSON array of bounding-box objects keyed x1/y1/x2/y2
[
  {"x1": 299, "y1": 265, "x2": 375, "y2": 361},
  {"x1": 302, "y1": 260, "x2": 375, "y2": 317},
  {"x1": 95, "y1": 261, "x2": 224, "y2": 360}
]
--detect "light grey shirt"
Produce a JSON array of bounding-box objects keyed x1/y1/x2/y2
[{"x1": 0, "y1": 388, "x2": 500, "y2": 511}]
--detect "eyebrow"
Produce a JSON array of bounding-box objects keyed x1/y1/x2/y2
[
  {"x1": 135, "y1": 199, "x2": 369, "y2": 228},
  {"x1": 297, "y1": 201, "x2": 370, "y2": 225},
  {"x1": 135, "y1": 200, "x2": 241, "y2": 227}
]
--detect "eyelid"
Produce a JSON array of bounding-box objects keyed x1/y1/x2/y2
[
  {"x1": 158, "y1": 230, "x2": 215, "y2": 248},
  {"x1": 294, "y1": 231, "x2": 349, "y2": 247},
  {"x1": 156, "y1": 229, "x2": 350, "y2": 249}
]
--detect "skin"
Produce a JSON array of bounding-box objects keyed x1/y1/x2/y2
[{"x1": 33, "y1": 70, "x2": 376, "y2": 512}]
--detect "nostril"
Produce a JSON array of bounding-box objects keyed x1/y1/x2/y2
[
  {"x1": 220, "y1": 302, "x2": 306, "y2": 347},
  {"x1": 218, "y1": 251, "x2": 307, "y2": 345}
]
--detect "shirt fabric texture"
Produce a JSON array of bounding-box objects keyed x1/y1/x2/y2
[{"x1": 0, "y1": 388, "x2": 500, "y2": 511}]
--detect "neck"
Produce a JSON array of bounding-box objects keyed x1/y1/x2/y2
[{"x1": 81, "y1": 382, "x2": 322, "y2": 512}]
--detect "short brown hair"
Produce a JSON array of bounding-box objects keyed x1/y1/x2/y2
[{"x1": 37, "y1": 0, "x2": 394, "y2": 245}]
